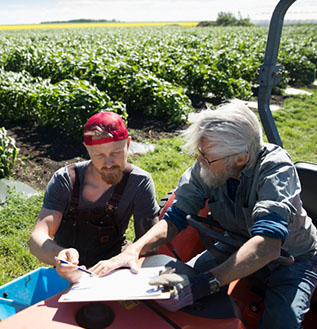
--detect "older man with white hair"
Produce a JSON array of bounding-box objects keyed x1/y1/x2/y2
[{"x1": 95, "y1": 101, "x2": 317, "y2": 329}]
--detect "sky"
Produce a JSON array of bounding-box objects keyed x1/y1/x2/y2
[{"x1": 0, "y1": 0, "x2": 316, "y2": 25}]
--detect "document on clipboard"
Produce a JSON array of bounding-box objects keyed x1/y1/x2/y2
[{"x1": 59, "y1": 266, "x2": 171, "y2": 302}]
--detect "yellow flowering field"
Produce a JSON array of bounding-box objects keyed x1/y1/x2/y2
[{"x1": 0, "y1": 21, "x2": 198, "y2": 30}]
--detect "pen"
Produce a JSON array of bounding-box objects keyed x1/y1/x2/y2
[{"x1": 54, "y1": 256, "x2": 97, "y2": 276}]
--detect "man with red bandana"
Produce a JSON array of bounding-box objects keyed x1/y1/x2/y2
[{"x1": 29, "y1": 112, "x2": 160, "y2": 283}]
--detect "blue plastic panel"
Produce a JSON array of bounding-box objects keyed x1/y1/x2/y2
[{"x1": 0, "y1": 267, "x2": 69, "y2": 321}]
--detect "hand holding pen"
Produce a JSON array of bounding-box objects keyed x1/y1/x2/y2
[{"x1": 55, "y1": 256, "x2": 97, "y2": 277}]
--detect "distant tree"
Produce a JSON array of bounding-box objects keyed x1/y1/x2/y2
[
  {"x1": 197, "y1": 20, "x2": 216, "y2": 27},
  {"x1": 40, "y1": 18, "x2": 120, "y2": 24},
  {"x1": 237, "y1": 12, "x2": 253, "y2": 26},
  {"x1": 215, "y1": 11, "x2": 253, "y2": 26},
  {"x1": 216, "y1": 12, "x2": 237, "y2": 26}
]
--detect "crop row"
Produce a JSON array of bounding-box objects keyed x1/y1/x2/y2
[
  {"x1": 0, "y1": 25, "x2": 316, "y2": 136},
  {"x1": 0, "y1": 69, "x2": 126, "y2": 138}
]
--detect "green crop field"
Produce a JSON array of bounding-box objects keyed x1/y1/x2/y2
[
  {"x1": 0, "y1": 24, "x2": 316, "y2": 285},
  {"x1": 0, "y1": 25, "x2": 316, "y2": 138}
]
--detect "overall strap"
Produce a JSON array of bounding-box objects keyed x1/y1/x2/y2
[
  {"x1": 67, "y1": 163, "x2": 132, "y2": 211},
  {"x1": 106, "y1": 163, "x2": 132, "y2": 211},
  {"x1": 67, "y1": 164, "x2": 80, "y2": 210}
]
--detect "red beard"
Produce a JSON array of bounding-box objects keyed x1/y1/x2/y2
[{"x1": 100, "y1": 165, "x2": 123, "y2": 185}]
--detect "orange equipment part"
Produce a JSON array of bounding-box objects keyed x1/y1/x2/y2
[
  {"x1": 0, "y1": 291, "x2": 246, "y2": 329},
  {"x1": 0, "y1": 292, "x2": 175, "y2": 329},
  {"x1": 157, "y1": 191, "x2": 209, "y2": 262}
]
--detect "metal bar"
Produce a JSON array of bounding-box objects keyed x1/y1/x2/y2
[
  {"x1": 258, "y1": 0, "x2": 297, "y2": 146},
  {"x1": 186, "y1": 216, "x2": 242, "y2": 249}
]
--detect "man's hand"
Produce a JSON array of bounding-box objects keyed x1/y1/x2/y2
[
  {"x1": 148, "y1": 271, "x2": 216, "y2": 312},
  {"x1": 148, "y1": 272, "x2": 193, "y2": 312},
  {"x1": 88, "y1": 219, "x2": 176, "y2": 277},
  {"x1": 149, "y1": 272, "x2": 190, "y2": 296},
  {"x1": 55, "y1": 248, "x2": 83, "y2": 283},
  {"x1": 89, "y1": 245, "x2": 140, "y2": 277}
]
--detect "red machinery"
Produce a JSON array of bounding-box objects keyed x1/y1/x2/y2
[{"x1": 1, "y1": 1, "x2": 316, "y2": 328}]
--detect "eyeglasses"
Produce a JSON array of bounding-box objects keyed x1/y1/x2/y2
[{"x1": 197, "y1": 148, "x2": 240, "y2": 166}]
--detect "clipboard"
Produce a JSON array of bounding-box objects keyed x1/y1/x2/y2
[{"x1": 58, "y1": 266, "x2": 172, "y2": 303}]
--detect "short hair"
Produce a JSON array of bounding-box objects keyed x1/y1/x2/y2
[{"x1": 181, "y1": 100, "x2": 264, "y2": 168}]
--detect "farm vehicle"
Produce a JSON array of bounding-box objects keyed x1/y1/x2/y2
[{"x1": 0, "y1": 0, "x2": 316, "y2": 328}]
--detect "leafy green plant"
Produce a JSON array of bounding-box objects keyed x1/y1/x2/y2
[
  {"x1": 0, "y1": 127, "x2": 19, "y2": 178},
  {"x1": 0, "y1": 69, "x2": 127, "y2": 139},
  {"x1": 1, "y1": 25, "x2": 315, "y2": 126}
]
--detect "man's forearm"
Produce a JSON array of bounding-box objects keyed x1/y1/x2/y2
[
  {"x1": 210, "y1": 235, "x2": 282, "y2": 286},
  {"x1": 134, "y1": 219, "x2": 178, "y2": 255},
  {"x1": 29, "y1": 233, "x2": 63, "y2": 265},
  {"x1": 87, "y1": 219, "x2": 179, "y2": 276}
]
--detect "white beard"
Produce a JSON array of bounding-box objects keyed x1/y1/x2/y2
[{"x1": 200, "y1": 164, "x2": 233, "y2": 188}]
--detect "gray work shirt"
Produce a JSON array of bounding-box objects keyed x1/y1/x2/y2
[
  {"x1": 43, "y1": 161, "x2": 160, "y2": 239},
  {"x1": 172, "y1": 143, "x2": 317, "y2": 258}
]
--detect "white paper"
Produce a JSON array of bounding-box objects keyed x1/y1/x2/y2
[{"x1": 59, "y1": 266, "x2": 170, "y2": 302}]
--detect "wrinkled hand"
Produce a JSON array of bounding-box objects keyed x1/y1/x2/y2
[
  {"x1": 89, "y1": 245, "x2": 140, "y2": 277},
  {"x1": 55, "y1": 248, "x2": 83, "y2": 283}
]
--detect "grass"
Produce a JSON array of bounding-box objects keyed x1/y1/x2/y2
[
  {"x1": 0, "y1": 191, "x2": 44, "y2": 285},
  {"x1": 131, "y1": 137, "x2": 195, "y2": 198},
  {"x1": 273, "y1": 88, "x2": 317, "y2": 163},
  {"x1": 0, "y1": 86, "x2": 316, "y2": 286}
]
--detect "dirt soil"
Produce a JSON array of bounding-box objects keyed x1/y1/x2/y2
[{"x1": 3, "y1": 116, "x2": 182, "y2": 192}]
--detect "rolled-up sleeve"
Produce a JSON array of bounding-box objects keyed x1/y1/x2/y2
[
  {"x1": 251, "y1": 212, "x2": 289, "y2": 243},
  {"x1": 163, "y1": 205, "x2": 189, "y2": 232}
]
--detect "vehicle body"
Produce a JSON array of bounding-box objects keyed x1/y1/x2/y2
[
  {"x1": 0, "y1": 174, "x2": 316, "y2": 328},
  {"x1": 0, "y1": 0, "x2": 316, "y2": 328},
  {"x1": 0, "y1": 267, "x2": 69, "y2": 321}
]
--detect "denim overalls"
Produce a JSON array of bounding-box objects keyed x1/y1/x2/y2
[{"x1": 55, "y1": 164, "x2": 131, "y2": 268}]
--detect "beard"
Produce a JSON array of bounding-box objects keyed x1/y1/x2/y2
[
  {"x1": 200, "y1": 164, "x2": 234, "y2": 188},
  {"x1": 100, "y1": 165, "x2": 123, "y2": 185}
]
